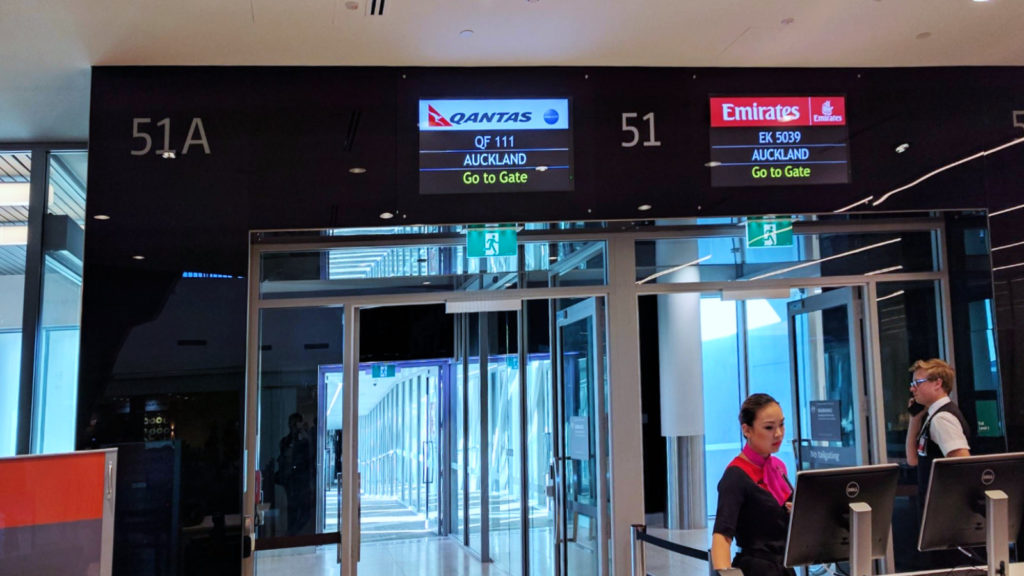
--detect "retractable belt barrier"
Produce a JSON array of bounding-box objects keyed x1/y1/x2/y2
[{"x1": 630, "y1": 523, "x2": 711, "y2": 576}]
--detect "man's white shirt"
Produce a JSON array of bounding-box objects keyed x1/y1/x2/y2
[{"x1": 925, "y1": 396, "x2": 970, "y2": 456}]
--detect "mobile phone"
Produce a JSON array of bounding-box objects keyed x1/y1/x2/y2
[{"x1": 908, "y1": 398, "x2": 926, "y2": 416}]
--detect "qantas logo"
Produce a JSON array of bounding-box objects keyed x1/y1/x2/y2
[
  {"x1": 428, "y1": 105, "x2": 452, "y2": 127},
  {"x1": 420, "y1": 99, "x2": 569, "y2": 131},
  {"x1": 428, "y1": 106, "x2": 533, "y2": 126}
]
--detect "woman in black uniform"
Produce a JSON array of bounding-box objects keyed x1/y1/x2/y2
[{"x1": 711, "y1": 393, "x2": 794, "y2": 576}]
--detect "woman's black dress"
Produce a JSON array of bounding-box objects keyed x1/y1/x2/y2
[{"x1": 713, "y1": 460, "x2": 794, "y2": 576}]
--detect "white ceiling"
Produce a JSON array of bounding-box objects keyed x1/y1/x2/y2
[{"x1": 2, "y1": 0, "x2": 1024, "y2": 142}]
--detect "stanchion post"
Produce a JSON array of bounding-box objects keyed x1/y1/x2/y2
[
  {"x1": 849, "y1": 502, "x2": 872, "y2": 576},
  {"x1": 630, "y1": 524, "x2": 647, "y2": 576},
  {"x1": 985, "y1": 490, "x2": 1009, "y2": 576}
]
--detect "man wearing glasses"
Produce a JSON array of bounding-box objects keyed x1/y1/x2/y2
[{"x1": 904, "y1": 358, "x2": 971, "y2": 505}]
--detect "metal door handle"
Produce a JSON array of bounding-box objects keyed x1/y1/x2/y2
[{"x1": 106, "y1": 461, "x2": 114, "y2": 500}]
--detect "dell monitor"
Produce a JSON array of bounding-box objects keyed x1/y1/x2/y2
[
  {"x1": 919, "y1": 452, "x2": 1024, "y2": 574},
  {"x1": 784, "y1": 463, "x2": 900, "y2": 575}
]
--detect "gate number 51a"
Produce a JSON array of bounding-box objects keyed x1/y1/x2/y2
[{"x1": 621, "y1": 112, "x2": 662, "y2": 147}]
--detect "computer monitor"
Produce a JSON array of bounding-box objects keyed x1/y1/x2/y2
[
  {"x1": 784, "y1": 463, "x2": 900, "y2": 568},
  {"x1": 918, "y1": 452, "x2": 1024, "y2": 552}
]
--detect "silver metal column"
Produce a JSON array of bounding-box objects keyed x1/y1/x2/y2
[
  {"x1": 849, "y1": 502, "x2": 872, "y2": 576},
  {"x1": 985, "y1": 490, "x2": 1009, "y2": 576},
  {"x1": 630, "y1": 524, "x2": 647, "y2": 576},
  {"x1": 655, "y1": 236, "x2": 707, "y2": 530},
  {"x1": 665, "y1": 435, "x2": 706, "y2": 529}
]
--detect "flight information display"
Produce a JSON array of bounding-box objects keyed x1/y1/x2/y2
[
  {"x1": 419, "y1": 98, "x2": 573, "y2": 195},
  {"x1": 709, "y1": 96, "x2": 850, "y2": 187}
]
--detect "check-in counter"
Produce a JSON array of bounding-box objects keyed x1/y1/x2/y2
[{"x1": 0, "y1": 449, "x2": 117, "y2": 576}]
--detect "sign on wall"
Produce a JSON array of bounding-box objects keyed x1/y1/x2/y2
[
  {"x1": 810, "y1": 400, "x2": 843, "y2": 441},
  {"x1": 418, "y1": 98, "x2": 573, "y2": 195},
  {"x1": 466, "y1": 225, "x2": 518, "y2": 258},
  {"x1": 746, "y1": 217, "x2": 794, "y2": 248},
  {"x1": 709, "y1": 96, "x2": 850, "y2": 187}
]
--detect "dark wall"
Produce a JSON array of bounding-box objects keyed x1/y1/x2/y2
[{"x1": 82, "y1": 66, "x2": 1024, "y2": 574}]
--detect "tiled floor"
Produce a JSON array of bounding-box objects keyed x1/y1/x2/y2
[
  {"x1": 254, "y1": 526, "x2": 713, "y2": 576},
  {"x1": 255, "y1": 537, "x2": 510, "y2": 576}
]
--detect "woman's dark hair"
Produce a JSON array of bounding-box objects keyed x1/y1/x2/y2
[{"x1": 739, "y1": 393, "x2": 780, "y2": 427}]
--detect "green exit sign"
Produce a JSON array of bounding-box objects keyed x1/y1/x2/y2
[
  {"x1": 467, "y1": 226, "x2": 517, "y2": 258},
  {"x1": 371, "y1": 364, "x2": 396, "y2": 378},
  {"x1": 746, "y1": 218, "x2": 793, "y2": 248}
]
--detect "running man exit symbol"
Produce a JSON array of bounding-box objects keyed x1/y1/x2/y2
[
  {"x1": 746, "y1": 218, "x2": 793, "y2": 248},
  {"x1": 467, "y1": 226, "x2": 518, "y2": 258},
  {"x1": 485, "y1": 231, "x2": 500, "y2": 256}
]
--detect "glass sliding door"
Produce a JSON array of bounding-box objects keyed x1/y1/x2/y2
[
  {"x1": 352, "y1": 304, "x2": 448, "y2": 575},
  {"x1": 355, "y1": 359, "x2": 441, "y2": 543},
  {"x1": 788, "y1": 287, "x2": 869, "y2": 470},
  {"x1": 318, "y1": 366, "x2": 343, "y2": 535},
  {"x1": 32, "y1": 150, "x2": 87, "y2": 454},
  {"x1": 524, "y1": 300, "x2": 555, "y2": 576},
  {"x1": 555, "y1": 297, "x2": 609, "y2": 576},
  {"x1": 251, "y1": 306, "x2": 344, "y2": 574},
  {"x1": 0, "y1": 150, "x2": 30, "y2": 458}
]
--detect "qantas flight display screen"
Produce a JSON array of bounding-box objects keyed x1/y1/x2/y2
[
  {"x1": 418, "y1": 98, "x2": 573, "y2": 195},
  {"x1": 709, "y1": 96, "x2": 850, "y2": 187}
]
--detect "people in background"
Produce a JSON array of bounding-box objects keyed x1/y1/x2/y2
[
  {"x1": 711, "y1": 393, "x2": 794, "y2": 576},
  {"x1": 278, "y1": 412, "x2": 314, "y2": 535},
  {"x1": 905, "y1": 358, "x2": 970, "y2": 504}
]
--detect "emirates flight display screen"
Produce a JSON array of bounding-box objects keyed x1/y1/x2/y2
[{"x1": 709, "y1": 95, "x2": 850, "y2": 187}]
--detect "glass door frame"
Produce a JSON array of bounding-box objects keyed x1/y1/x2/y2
[
  {"x1": 787, "y1": 285, "x2": 870, "y2": 469},
  {"x1": 243, "y1": 242, "x2": 625, "y2": 575},
  {"x1": 554, "y1": 297, "x2": 610, "y2": 576},
  {"x1": 242, "y1": 216, "x2": 954, "y2": 576}
]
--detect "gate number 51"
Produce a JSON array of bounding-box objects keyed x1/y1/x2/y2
[{"x1": 621, "y1": 112, "x2": 662, "y2": 147}]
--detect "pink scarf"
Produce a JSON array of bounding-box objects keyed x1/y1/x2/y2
[{"x1": 742, "y1": 444, "x2": 792, "y2": 507}]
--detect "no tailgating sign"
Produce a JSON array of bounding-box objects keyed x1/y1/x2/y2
[
  {"x1": 709, "y1": 96, "x2": 850, "y2": 187},
  {"x1": 418, "y1": 98, "x2": 573, "y2": 195}
]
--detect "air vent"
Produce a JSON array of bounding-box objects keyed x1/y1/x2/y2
[
  {"x1": 367, "y1": 0, "x2": 385, "y2": 16},
  {"x1": 304, "y1": 343, "x2": 330, "y2": 350},
  {"x1": 344, "y1": 110, "x2": 361, "y2": 152}
]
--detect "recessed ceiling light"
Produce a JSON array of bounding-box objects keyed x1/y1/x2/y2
[
  {"x1": 916, "y1": 32, "x2": 932, "y2": 40},
  {"x1": 895, "y1": 143, "x2": 910, "y2": 154},
  {"x1": 132, "y1": 255, "x2": 145, "y2": 260},
  {"x1": 704, "y1": 161, "x2": 722, "y2": 168},
  {"x1": 161, "y1": 152, "x2": 176, "y2": 159},
  {"x1": 459, "y1": 29, "x2": 474, "y2": 38},
  {"x1": 422, "y1": 280, "x2": 431, "y2": 285},
  {"x1": 637, "y1": 204, "x2": 652, "y2": 211},
  {"x1": 93, "y1": 214, "x2": 111, "y2": 221},
  {"x1": 349, "y1": 167, "x2": 367, "y2": 174},
  {"x1": 535, "y1": 166, "x2": 549, "y2": 172},
  {"x1": 379, "y1": 211, "x2": 394, "y2": 220}
]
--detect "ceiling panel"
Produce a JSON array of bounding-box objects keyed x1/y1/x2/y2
[{"x1": 3, "y1": 1, "x2": 1024, "y2": 141}]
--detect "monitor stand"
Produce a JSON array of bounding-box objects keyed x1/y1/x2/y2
[
  {"x1": 850, "y1": 501, "x2": 873, "y2": 576},
  {"x1": 986, "y1": 490, "x2": 1009, "y2": 576}
]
